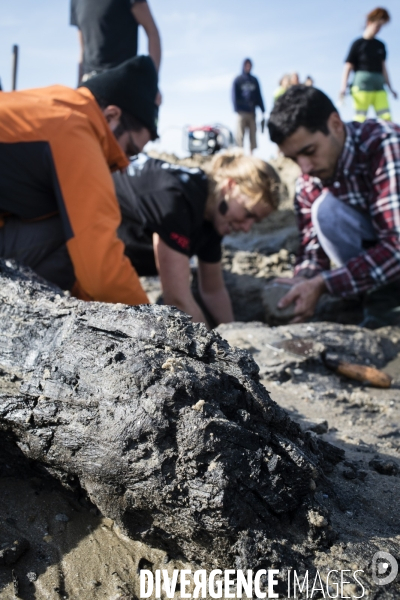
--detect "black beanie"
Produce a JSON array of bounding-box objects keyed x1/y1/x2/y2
[{"x1": 80, "y1": 55, "x2": 159, "y2": 139}]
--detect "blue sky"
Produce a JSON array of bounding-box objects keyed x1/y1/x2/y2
[{"x1": 1, "y1": 0, "x2": 399, "y2": 158}]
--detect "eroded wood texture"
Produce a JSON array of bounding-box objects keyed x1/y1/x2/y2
[{"x1": 0, "y1": 260, "x2": 339, "y2": 571}]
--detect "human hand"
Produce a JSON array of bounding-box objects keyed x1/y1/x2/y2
[
  {"x1": 392, "y1": 90, "x2": 398, "y2": 100},
  {"x1": 277, "y1": 274, "x2": 326, "y2": 323}
]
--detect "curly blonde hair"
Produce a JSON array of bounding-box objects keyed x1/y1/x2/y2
[{"x1": 205, "y1": 148, "x2": 280, "y2": 210}]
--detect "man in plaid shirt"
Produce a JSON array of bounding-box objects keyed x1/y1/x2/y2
[{"x1": 268, "y1": 85, "x2": 400, "y2": 327}]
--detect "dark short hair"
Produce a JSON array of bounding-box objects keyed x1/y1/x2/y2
[
  {"x1": 268, "y1": 85, "x2": 338, "y2": 145},
  {"x1": 92, "y1": 93, "x2": 145, "y2": 133},
  {"x1": 119, "y1": 110, "x2": 145, "y2": 133}
]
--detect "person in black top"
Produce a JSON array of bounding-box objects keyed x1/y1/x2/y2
[
  {"x1": 113, "y1": 150, "x2": 280, "y2": 327},
  {"x1": 70, "y1": 0, "x2": 161, "y2": 83},
  {"x1": 340, "y1": 7, "x2": 397, "y2": 122}
]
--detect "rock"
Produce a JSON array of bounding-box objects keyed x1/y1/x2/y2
[
  {"x1": 357, "y1": 470, "x2": 368, "y2": 482},
  {"x1": 262, "y1": 282, "x2": 295, "y2": 324},
  {"x1": 308, "y1": 420, "x2": 329, "y2": 435},
  {"x1": 223, "y1": 225, "x2": 299, "y2": 256},
  {"x1": 0, "y1": 259, "x2": 337, "y2": 572},
  {"x1": 222, "y1": 269, "x2": 268, "y2": 322},
  {"x1": 55, "y1": 513, "x2": 69, "y2": 522},
  {"x1": 313, "y1": 294, "x2": 363, "y2": 325},
  {"x1": 314, "y1": 438, "x2": 345, "y2": 467},
  {"x1": 219, "y1": 248, "x2": 296, "y2": 323},
  {"x1": 308, "y1": 510, "x2": 328, "y2": 528},
  {"x1": 369, "y1": 458, "x2": 399, "y2": 476},
  {"x1": 342, "y1": 468, "x2": 358, "y2": 480}
]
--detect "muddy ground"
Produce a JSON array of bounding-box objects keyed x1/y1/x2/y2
[
  {"x1": 1, "y1": 155, "x2": 399, "y2": 599},
  {"x1": 218, "y1": 321, "x2": 400, "y2": 583}
]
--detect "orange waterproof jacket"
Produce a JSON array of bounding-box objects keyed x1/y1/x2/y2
[{"x1": 0, "y1": 85, "x2": 149, "y2": 305}]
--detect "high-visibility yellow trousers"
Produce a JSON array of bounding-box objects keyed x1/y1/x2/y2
[{"x1": 351, "y1": 87, "x2": 391, "y2": 122}]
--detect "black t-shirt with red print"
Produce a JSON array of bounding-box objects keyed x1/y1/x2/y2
[{"x1": 113, "y1": 155, "x2": 222, "y2": 276}]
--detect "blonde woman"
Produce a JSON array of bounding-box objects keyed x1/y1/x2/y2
[
  {"x1": 340, "y1": 7, "x2": 397, "y2": 121},
  {"x1": 113, "y1": 150, "x2": 279, "y2": 327}
]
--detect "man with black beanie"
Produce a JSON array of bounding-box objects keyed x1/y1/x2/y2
[{"x1": 0, "y1": 55, "x2": 158, "y2": 306}]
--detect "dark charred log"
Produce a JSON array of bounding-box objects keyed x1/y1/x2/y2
[{"x1": 0, "y1": 260, "x2": 338, "y2": 571}]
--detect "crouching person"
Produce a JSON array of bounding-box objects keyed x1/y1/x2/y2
[
  {"x1": 267, "y1": 85, "x2": 400, "y2": 328},
  {"x1": 0, "y1": 56, "x2": 159, "y2": 306},
  {"x1": 113, "y1": 150, "x2": 280, "y2": 327}
]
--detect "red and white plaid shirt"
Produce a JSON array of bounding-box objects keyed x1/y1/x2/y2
[{"x1": 294, "y1": 119, "x2": 400, "y2": 297}]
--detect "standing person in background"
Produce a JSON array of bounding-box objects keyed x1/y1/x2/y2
[
  {"x1": 289, "y1": 72, "x2": 300, "y2": 87},
  {"x1": 232, "y1": 59, "x2": 265, "y2": 155},
  {"x1": 304, "y1": 76, "x2": 314, "y2": 87},
  {"x1": 273, "y1": 74, "x2": 290, "y2": 103},
  {"x1": 340, "y1": 7, "x2": 397, "y2": 122},
  {"x1": 71, "y1": 0, "x2": 161, "y2": 83}
]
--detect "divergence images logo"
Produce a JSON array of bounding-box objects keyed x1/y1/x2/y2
[{"x1": 372, "y1": 551, "x2": 398, "y2": 585}]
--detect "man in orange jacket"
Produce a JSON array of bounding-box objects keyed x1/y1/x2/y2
[{"x1": 0, "y1": 55, "x2": 158, "y2": 306}]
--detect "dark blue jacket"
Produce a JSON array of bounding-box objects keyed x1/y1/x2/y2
[{"x1": 232, "y1": 62, "x2": 265, "y2": 113}]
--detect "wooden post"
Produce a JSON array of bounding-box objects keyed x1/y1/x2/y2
[{"x1": 12, "y1": 44, "x2": 19, "y2": 91}]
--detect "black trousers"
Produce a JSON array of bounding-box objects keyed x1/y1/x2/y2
[{"x1": 0, "y1": 216, "x2": 75, "y2": 290}]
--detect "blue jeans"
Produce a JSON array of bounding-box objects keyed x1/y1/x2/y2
[
  {"x1": 311, "y1": 191, "x2": 400, "y2": 327},
  {"x1": 311, "y1": 190, "x2": 377, "y2": 266}
]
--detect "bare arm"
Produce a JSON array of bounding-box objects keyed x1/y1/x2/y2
[
  {"x1": 198, "y1": 261, "x2": 234, "y2": 325},
  {"x1": 340, "y1": 62, "x2": 353, "y2": 97},
  {"x1": 382, "y1": 61, "x2": 398, "y2": 99},
  {"x1": 77, "y1": 30, "x2": 84, "y2": 85},
  {"x1": 153, "y1": 234, "x2": 209, "y2": 326},
  {"x1": 132, "y1": 1, "x2": 161, "y2": 71}
]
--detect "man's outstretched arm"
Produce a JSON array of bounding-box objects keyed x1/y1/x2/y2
[
  {"x1": 76, "y1": 29, "x2": 84, "y2": 84},
  {"x1": 132, "y1": 1, "x2": 161, "y2": 71}
]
